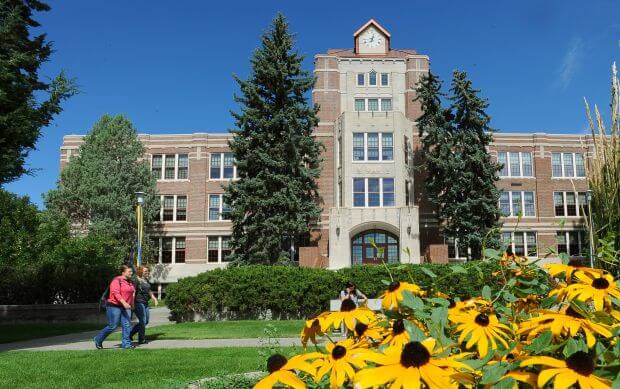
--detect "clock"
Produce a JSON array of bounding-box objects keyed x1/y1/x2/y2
[{"x1": 361, "y1": 28, "x2": 383, "y2": 48}]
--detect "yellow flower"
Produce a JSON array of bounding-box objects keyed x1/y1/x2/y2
[
  {"x1": 447, "y1": 297, "x2": 491, "y2": 322},
  {"x1": 518, "y1": 306, "x2": 613, "y2": 348},
  {"x1": 520, "y1": 352, "x2": 612, "y2": 388},
  {"x1": 452, "y1": 310, "x2": 512, "y2": 358},
  {"x1": 380, "y1": 281, "x2": 424, "y2": 310},
  {"x1": 544, "y1": 261, "x2": 605, "y2": 282},
  {"x1": 321, "y1": 299, "x2": 376, "y2": 332},
  {"x1": 499, "y1": 371, "x2": 537, "y2": 388},
  {"x1": 254, "y1": 352, "x2": 320, "y2": 389},
  {"x1": 300, "y1": 313, "x2": 327, "y2": 348},
  {"x1": 353, "y1": 321, "x2": 386, "y2": 346},
  {"x1": 381, "y1": 318, "x2": 412, "y2": 348},
  {"x1": 313, "y1": 338, "x2": 374, "y2": 389},
  {"x1": 355, "y1": 338, "x2": 473, "y2": 389},
  {"x1": 551, "y1": 272, "x2": 620, "y2": 311}
]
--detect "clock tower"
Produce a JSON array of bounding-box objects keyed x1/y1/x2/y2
[{"x1": 354, "y1": 19, "x2": 390, "y2": 55}]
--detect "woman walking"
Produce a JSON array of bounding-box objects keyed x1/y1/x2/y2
[
  {"x1": 130, "y1": 266, "x2": 158, "y2": 344},
  {"x1": 94, "y1": 264, "x2": 135, "y2": 349}
]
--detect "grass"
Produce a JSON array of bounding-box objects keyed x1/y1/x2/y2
[
  {"x1": 0, "y1": 323, "x2": 102, "y2": 344},
  {"x1": 109, "y1": 319, "x2": 304, "y2": 341},
  {"x1": 0, "y1": 347, "x2": 301, "y2": 388}
]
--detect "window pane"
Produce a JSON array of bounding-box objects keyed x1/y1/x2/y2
[
  {"x1": 209, "y1": 195, "x2": 221, "y2": 220},
  {"x1": 522, "y1": 152, "x2": 533, "y2": 176},
  {"x1": 575, "y1": 153, "x2": 585, "y2": 177},
  {"x1": 552, "y1": 153, "x2": 562, "y2": 177},
  {"x1": 381, "y1": 73, "x2": 389, "y2": 86},
  {"x1": 383, "y1": 178, "x2": 394, "y2": 206},
  {"x1": 557, "y1": 232, "x2": 567, "y2": 254},
  {"x1": 499, "y1": 192, "x2": 510, "y2": 216},
  {"x1": 568, "y1": 231, "x2": 579, "y2": 255},
  {"x1": 223, "y1": 153, "x2": 234, "y2": 179},
  {"x1": 351, "y1": 245, "x2": 362, "y2": 265},
  {"x1": 367, "y1": 178, "x2": 380, "y2": 206},
  {"x1": 510, "y1": 153, "x2": 521, "y2": 177},
  {"x1": 176, "y1": 196, "x2": 187, "y2": 221},
  {"x1": 526, "y1": 232, "x2": 537, "y2": 257},
  {"x1": 523, "y1": 192, "x2": 535, "y2": 216},
  {"x1": 208, "y1": 237, "x2": 219, "y2": 263},
  {"x1": 498, "y1": 152, "x2": 508, "y2": 176},
  {"x1": 578, "y1": 192, "x2": 588, "y2": 216},
  {"x1": 162, "y1": 238, "x2": 173, "y2": 263},
  {"x1": 367, "y1": 98, "x2": 379, "y2": 111},
  {"x1": 369, "y1": 71, "x2": 377, "y2": 85},
  {"x1": 380, "y1": 98, "x2": 392, "y2": 111},
  {"x1": 221, "y1": 199, "x2": 231, "y2": 220},
  {"x1": 353, "y1": 178, "x2": 365, "y2": 207},
  {"x1": 367, "y1": 133, "x2": 379, "y2": 160},
  {"x1": 175, "y1": 238, "x2": 185, "y2": 263},
  {"x1": 163, "y1": 196, "x2": 174, "y2": 221},
  {"x1": 210, "y1": 154, "x2": 221, "y2": 179},
  {"x1": 387, "y1": 245, "x2": 398, "y2": 263},
  {"x1": 353, "y1": 133, "x2": 365, "y2": 161},
  {"x1": 152, "y1": 155, "x2": 162, "y2": 179},
  {"x1": 563, "y1": 153, "x2": 574, "y2": 177},
  {"x1": 565, "y1": 192, "x2": 577, "y2": 216},
  {"x1": 355, "y1": 99, "x2": 365, "y2": 111},
  {"x1": 165, "y1": 154, "x2": 176, "y2": 179},
  {"x1": 357, "y1": 73, "x2": 364, "y2": 86},
  {"x1": 554, "y1": 192, "x2": 565, "y2": 216},
  {"x1": 514, "y1": 233, "x2": 525, "y2": 256},
  {"x1": 511, "y1": 191, "x2": 522, "y2": 217},
  {"x1": 177, "y1": 154, "x2": 188, "y2": 179},
  {"x1": 381, "y1": 133, "x2": 393, "y2": 161},
  {"x1": 221, "y1": 237, "x2": 232, "y2": 262}
]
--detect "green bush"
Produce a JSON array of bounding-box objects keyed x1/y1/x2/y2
[{"x1": 166, "y1": 261, "x2": 503, "y2": 321}]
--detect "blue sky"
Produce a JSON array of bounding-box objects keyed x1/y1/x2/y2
[{"x1": 6, "y1": 0, "x2": 620, "y2": 206}]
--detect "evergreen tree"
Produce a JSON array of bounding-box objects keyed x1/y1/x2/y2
[
  {"x1": 225, "y1": 14, "x2": 322, "y2": 264},
  {"x1": 0, "y1": 0, "x2": 76, "y2": 185},
  {"x1": 446, "y1": 70, "x2": 502, "y2": 259},
  {"x1": 45, "y1": 115, "x2": 159, "y2": 253}
]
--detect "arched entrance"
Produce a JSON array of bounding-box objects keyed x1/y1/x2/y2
[{"x1": 351, "y1": 229, "x2": 399, "y2": 265}]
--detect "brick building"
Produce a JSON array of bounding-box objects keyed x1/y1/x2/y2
[{"x1": 59, "y1": 20, "x2": 592, "y2": 286}]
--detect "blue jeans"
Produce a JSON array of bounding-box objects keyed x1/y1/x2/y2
[
  {"x1": 95, "y1": 304, "x2": 133, "y2": 348},
  {"x1": 130, "y1": 302, "x2": 150, "y2": 342}
]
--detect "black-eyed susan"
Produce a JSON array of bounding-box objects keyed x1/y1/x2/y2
[
  {"x1": 380, "y1": 281, "x2": 424, "y2": 310},
  {"x1": 354, "y1": 338, "x2": 473, "y2": 389},
  {"x1": 518, "y1": 306, "x2": 613, "y2": 348},
  {"x1": 381, "y1": 318, "x2": 412, "y2": 348},
  {"x1": 452, "y1": 310, "x2": 512, "y2": 358},
  {"x1": 544, "y1": 260, "x2": 605, "y2": 282},
  {"x1": 551, "y1": 272, "x2": 620, "y2": 311},
  {"x1": 447, "y1": 297, "x2": 492, "y2": 322},
  {"x1": 313, "y1": 338, "x2": 375, "y2": 389},
  {"x1": 520, "y1": 352, "x2": 612, "y2": 388},
  {"x1": 354, "y1": 321, "x2": 386, "y2": 346},
  {"x1": 254, "y1": 352, "x2": 320, "y2": 389},
  {"x1": 499, "y1": 371, "x2": 537, "y2": 388},
  {"x1": 321, "y1": 299, "x2": 376, "y2": 333},
  {"x1": 300, "y1": 313, "x2": 327, "y2": 348}
]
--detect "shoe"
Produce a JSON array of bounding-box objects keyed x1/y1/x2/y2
[
  {"x1": 138, "y1": 340, "x2": 148, "y2": 345},
  {"x1": 122, "y1": 345, "x2": 136, "y2": 350},
  {"x1": 93, "y1": 337, "x2": 103, "y2": 349}
]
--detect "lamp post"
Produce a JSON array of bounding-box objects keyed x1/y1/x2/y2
[
  {"x1": 586, "y1": 190, "x2": 594, "y2": 268},
  {"x1": 135, "y1": 191, "x2": 145, "y2": 267}
]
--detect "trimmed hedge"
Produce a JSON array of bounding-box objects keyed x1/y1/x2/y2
[{"x1": 166, "y1": 262, "x2": 503, "y2": 321}]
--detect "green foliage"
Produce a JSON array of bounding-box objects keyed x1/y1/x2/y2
[
  {"x1": 0, "y1": 0, "x2": 77, "y2": 185},
  {"x1": 166, "y1": 261, "x2": 504, "y2": 321},
  {"x1": 45, "y1": 114, "x2": 159, "y2": 253},
  {"x1": 225, "y1": 14, "x2": 322, "y2": 264}
]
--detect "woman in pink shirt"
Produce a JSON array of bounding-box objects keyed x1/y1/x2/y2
[{"x1": 94, "y1": 265, "x2": 136, "y2": 349}]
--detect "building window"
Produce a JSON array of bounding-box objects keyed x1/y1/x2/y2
[
  {"x1": 354, "y1": 98, "x2": 392, "y2": 112},
  {"x1": 380, "y1": 73, "x2": 389, "y2": 86},
  {"x1": 557, "y1": 231, "x2": 587, "y2": 256},
  {"x1": 380, "y1": 98, "x2": 392, "y2": 112},
  {"x1": 497, "y1": 152, "x2": 534, "y2": 178},
  {"x1": 162, "y1": 196, "x2": 174, "y2": 221},
  {"x1": 175, "y1": 238, "x2": 186, "y2": 263},
  {"x1": 357, "y1": 73, "x2": 365, "y2": 86},
  {"x1": 351, "y1": 229, "x2": 399, "y2": 265},
  {"x1": 208, "y1": 194, "x2": 230, "y2": 221},
  {"x1": 552, "y1": 152, "x2": 586, "y2": 178},
  {"x1": 355, "y1": 99, "x2": 366, "y2": 111},
  {"x1": 553, "y1": 191, "x2": 589, "y2": 217},
  {"x1": 352, "y1": 177, "x2": 396, "y2": 207},
  {"x1": 210, "y1": 153, "x2": 236, "y2": 180},
  {"x1": 162, "y1": 238, "x2": 173, "y2": 263},
  {"x1": 351, "y1": 132, "x2": 394, "y2": 162},
  {"x1": 159, "y1": 195, "x2": 187, "y2": 222},
  {"x1": 499, "y1": 191, "x2": 536, "y2": 217},
  {"x1": 367, "y1": 98, "x2": 379, "y2": 111},
  {"x1": 502, "y1": 231, "x2": 537, "y2": 257},
  {"x1": 151, "y1": 154, "x2": 189, "y2": 180},
  {"x1": 207, "y1": 236, "x2": 232, "y2": 263},
  {"x1": 369, "y1": 71, "x2": 377, "y2": 86},
  {"x1": 153, "y1": 237, "x2": 186, "y2": 264},
  {"x1": 176, "y1": 196, "x2": 187, "y2": 221}
]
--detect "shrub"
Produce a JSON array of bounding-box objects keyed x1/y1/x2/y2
[{"x1": 166, "y1": 261, "x2": 504, "y2": 321}]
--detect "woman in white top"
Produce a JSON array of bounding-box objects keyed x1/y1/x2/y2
[{"x1": 339, "y1": 281, "x2": 368, "y2": 307}]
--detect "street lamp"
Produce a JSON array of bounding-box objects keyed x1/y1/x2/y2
[
  {"x1": 135, "y1": 191, "x2": 145, "y2": 267},
  {"x1": 586, "y1": 190, "x2": 594, "y2": 268}
]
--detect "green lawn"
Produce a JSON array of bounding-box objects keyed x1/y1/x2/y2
[
  {"x1": 110, "y1": 320, "x2": 304, "y2": 341},
  {"x1": 0, "y1": 323, "x2": 102, "y2": 344},
  {"x1": 0, "y1": 347, "x2": 300, "y2": 388}
]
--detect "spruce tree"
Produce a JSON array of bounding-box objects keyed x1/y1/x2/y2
[
  {"x1": 0, "y1": 0, "x2": 76, "y2": 185},
  {"x1": 225, "y1": 14, "x2": 322, "y2": 264},
  {"x1": 446, "y1": 70, "x2": 502, "y2": 259}
]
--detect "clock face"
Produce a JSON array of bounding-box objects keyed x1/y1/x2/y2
[{"x1": 361, "y1": 28, "x2": 383, "y2": 48}]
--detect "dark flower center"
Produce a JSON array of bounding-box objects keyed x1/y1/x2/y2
[
  {"x1": 392, "y1": 319, "x2": 406, "y2": 335},
  {"x1": 475, "y1": 313, "x2": 490, "y2": 327},
  {"x1": 332, "y1": 345, "x2": 347, "y2": 360},
  {"x1": 400, "y1": 342, "x2": 431, "y2": 368},
  {"x1": 448, "y1": 299, "x2": 456, "y2": 309},
  {"x1": 388, "y1": 281, "x2": 401, "y2": 292},
  {"x1": 592, "y1": 277, "x2": 610, "y2": 290},
  {"x1": 565, "y1": 306, "x2": 583, "y2": 318},
  {"x1": 340, "y1": 298, "x2": 357, "y2": 312},
  {"x1": 267, "y1": 354, "x2": 287, "y2": 373},
  {"x1": 311, "y1": 319, "x2": 320, "y2": 328},
  {"x1": 355, "y1": 322, "x2": 368, "y2": 336},
  {"x1": 566, "y1": 351, "x2": 595, "y2": 376}
]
